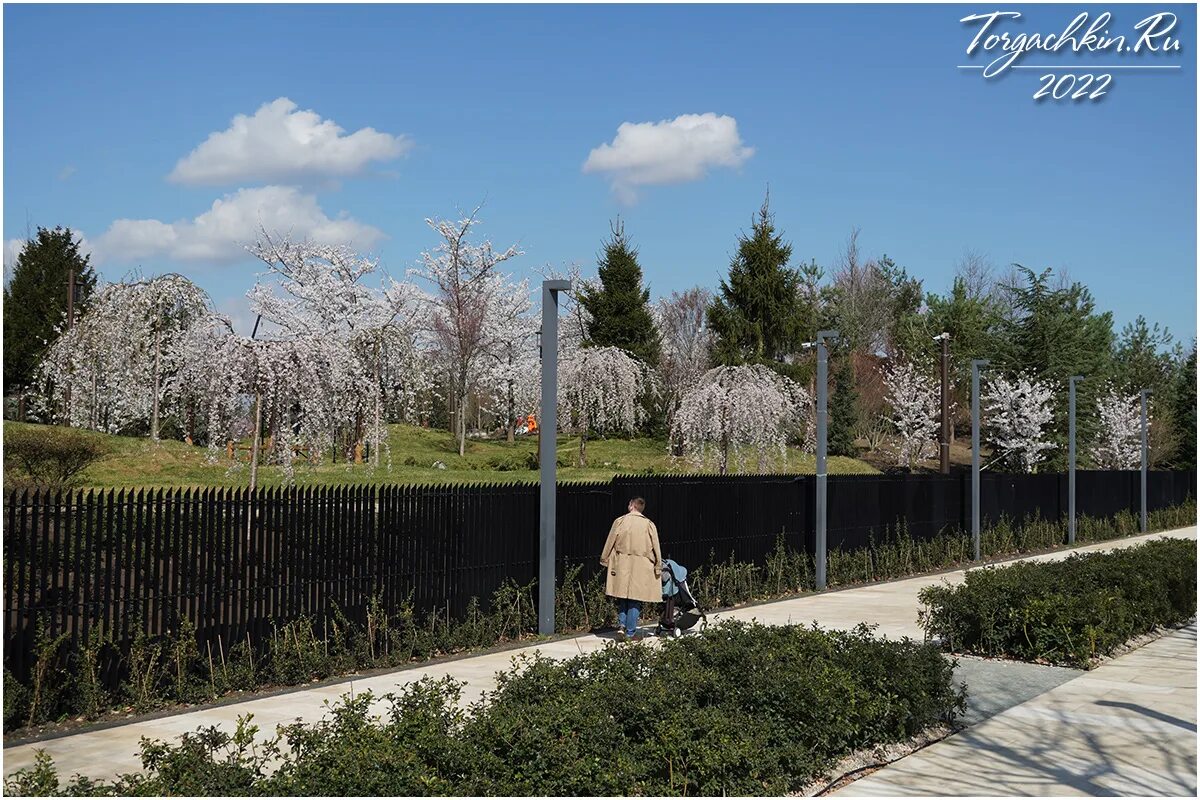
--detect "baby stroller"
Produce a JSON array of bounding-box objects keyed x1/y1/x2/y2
[{"x1": 656, "y1": 558, "x2": 707, "y2": 637}]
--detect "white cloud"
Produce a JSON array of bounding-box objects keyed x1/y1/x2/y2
[
  {"x1": 169, "y1": 97, "x2": 412, "y2": 186},
  {"x1": 583, "y1": 113, "x2": 754, "y2": 202},
  {"x1": 91, "y1": 186, "x2": 385, "y2": 265},
  {"x1": 5, "y1": 238, "x2": 26, "y2": 267},
  {"x1": 58, "y1": 165, "x2": 77, "y2": 181}
]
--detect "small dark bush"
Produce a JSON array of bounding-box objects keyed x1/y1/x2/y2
[
  {"x1": 5, "y1": 622, "x2": 964, "y2": 797},
  {"x1": 919, "y1": 538, "x2": 1197, "y2": 668},
  {"x1": 5, "y1": 426, "x2": 109, "y2": 489}
]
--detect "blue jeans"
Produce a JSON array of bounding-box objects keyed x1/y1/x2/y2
[{"x1": 617, "y1": 599, "x2": 641, "y2": 636}]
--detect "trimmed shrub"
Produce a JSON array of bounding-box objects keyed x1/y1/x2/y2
[
  {"x1": 919, "y1": 538, "x2": 1197, "y2": 668},
  {"x1": 4, "y1": 426, "x2": 108, "y2": 489},
  {"x1": 4, "y1": 621, "x2": 965, "y2": 797}
]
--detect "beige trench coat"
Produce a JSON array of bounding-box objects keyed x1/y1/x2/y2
[{"x1": 600, "y1": 510, "x2": 663, "y2": 603}]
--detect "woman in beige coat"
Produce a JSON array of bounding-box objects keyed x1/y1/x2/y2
[{"x1": 600, "y1": 496, "x2": 663, "y2": 639}]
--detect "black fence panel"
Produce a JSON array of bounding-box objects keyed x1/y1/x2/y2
[
  {"x1": 826, "y1": 474, "x2": 965, "y2": 550},
  {"x1": 980, "y1": 472, "x2": 1062, "y2": 527},
  {"x1": 1147, "y1": 469, "x2": 1198, "y2": 511},
  {"x1": 3, "y1": 470, "x2": 1194, "y2": 686},
  {"x1": 1075, "y1": 470, "x2": 1136, "y2": 520},
  {"x1": 614, "y1": 474, "x2": 808, "y2": 570}
]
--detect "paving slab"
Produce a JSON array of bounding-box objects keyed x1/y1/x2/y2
[
  {"x1": 3, "y1": 526, "x2": 1194, "y2": 785},
  {"x1": 835, "y1": 623, "x2": 1198, "y2": 797}
]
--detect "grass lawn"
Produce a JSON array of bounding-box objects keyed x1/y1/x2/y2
[{"x1": 3, "y1": 421, "x2": 878, "y2": 491}]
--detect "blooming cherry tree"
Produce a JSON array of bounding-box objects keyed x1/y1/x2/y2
[
  {"x1": 983, "y1": 372, "x2": 1055, "y2": 473},
  {"x1": 1091, "y1": 385, "x2": 1142, "y2": 469},
  {"x1": 558, "y1": 345, "x2": 656, "y2": 467},
  {"x1": 36, "y1": 273, "x2": 213, "y2": 438},
  {"x1": 412, "y1": 210, "x2": 523, "y2": 456},
  {"x1": 481, "y1": 278, "x2": 539, "y2": 442},
  {"x1": 882, "y1": 359, "x2": 940, "y2": 469},
  {"x1": 671, "y1": 364, "x2": 811, "y2": 475},
  {"x1": 247, "y1": 234, "x2": 429, "y2": 471}
]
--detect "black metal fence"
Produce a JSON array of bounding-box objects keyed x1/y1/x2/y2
[{"x1": 4, "y1": 469, "x2": 1194, "y2": 682}]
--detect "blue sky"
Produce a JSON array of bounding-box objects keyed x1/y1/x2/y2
[{"x1": 4, "y1": 4, "x2": 1196, "y2": 342}]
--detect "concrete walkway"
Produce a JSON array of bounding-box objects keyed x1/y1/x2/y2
[
  {"x1": 836, "y1": 623, "x2": 1198, "y2": 796},
  {"x1": 3, "y1": 527, "x2": 1195, "y2": 785}
]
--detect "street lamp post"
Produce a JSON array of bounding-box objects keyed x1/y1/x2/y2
[
  {"x1": 1140, "y1": 388, "x2": 1152, "y2": 533},
  {"x1": 803, "y1": 330, "x2": 839, "y2": 590},
  {"x1": 1068, "y1": 376, "x2": 1084, "y2": 545},
  {"x1": 935, "y1": 333, "x2": 951, "y2": 474},
  {"x1": 538, "y1": 279, "x2": 572, "y2": 636},
  {"x1": 971, "y1": 359, "x2": 989, "y2": 561}
]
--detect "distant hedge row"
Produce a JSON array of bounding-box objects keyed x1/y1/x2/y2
[
  {"x1": 919, "y1": 538, "x2": 1196, "y2": 668},
  {"x1": 6, "y1": 622, "x2": 964, "y2": 797}
]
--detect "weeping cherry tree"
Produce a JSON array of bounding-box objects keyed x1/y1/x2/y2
[
  {"x1": 671, "y1": 364, "x2": 811, "y2": 475},
  {"x1": 36, "y1": 273, "x2": 213, "y2": 438},
  {"x1": 244, "y1": 235, "x2": 429, "y2": 475},
  {"x1": 558, "y1": 345, "x2": 656, "y2": 467}
]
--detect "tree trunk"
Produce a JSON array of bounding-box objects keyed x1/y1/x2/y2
[
  {"x1": 578, "y1": 430, "x2": 588, "y2": 468},
  {"x1": 506, "y1": 381, "x2": 515, "y2": 443},
  {"x1": 373, "y1": 338, "x2": 382, "y2": 467},
  {"x1": 249, "y1": 389, "x2": 263, "y2": 491},
  {"x1": 457, "y1": 376, "x2": 467, "y2": 457}
]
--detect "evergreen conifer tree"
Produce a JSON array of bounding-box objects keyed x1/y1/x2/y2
[
  {"x1": 577, "y1": 221, "x2": 661, "y2": 367},
  {"x1": 708, "y1": 194, "x2": 805, "y2": 378},
  {"x1": 828, "y1": 351, "x2": 859, "y2": 457},
  {"x1": 4, "y1": 227, "x2": 97, "y2": 390}
]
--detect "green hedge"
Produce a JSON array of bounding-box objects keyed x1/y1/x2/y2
[
  {"x1": 5, "y1": 621, "x2": 964, "y2": 797},
  {"x1": 919, "y1": 538, "x2": 1197, "y2": 668}
]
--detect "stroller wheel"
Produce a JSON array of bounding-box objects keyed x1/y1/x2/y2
[{"x1": 672, "y1": 627, "x2": 682, "y2": 638}]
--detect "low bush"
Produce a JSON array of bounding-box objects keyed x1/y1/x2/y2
[
  {"x1": 919, "y1": 538, "x2": 1197, "y2": 668},
  {"x1": 5, "y1": 426, "x2": 109, "y2": 489},
  {"x1": 4, "y1": 621, "x2": 965, "y2": 797}
]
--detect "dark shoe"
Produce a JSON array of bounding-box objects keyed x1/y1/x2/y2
[{"x1": 614, "y1": 630, "x2": 628, "y2": 642}]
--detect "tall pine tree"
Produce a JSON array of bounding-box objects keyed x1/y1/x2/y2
[
  {"x1": 578, "y1": 220, "x2": 661, "y2": 367},
  {"x1": 4, "y1": 226, "x2": 97, "y2": 390},
  {"x1": 708, "y1": 194, "x2": 806, "y2": 378}
]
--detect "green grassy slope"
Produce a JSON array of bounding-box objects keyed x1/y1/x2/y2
[{"x1": 3, "y1": 421, "x2": 878, "y2": 491}]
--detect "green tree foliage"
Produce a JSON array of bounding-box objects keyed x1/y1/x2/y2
[
  {"x1": 708, "y1": 196, "x2": 807, "y2": 378},
  {"x1": 892, "y1": 275, "x2": 1005, "y2": 442},
  {"x1": 1113, "y1": 316, "x2": 1179, "y2": 399},
  {"x1": 3, "y1": 227, "x2": 96, "y2": 390},
  {"x1": 828, "y1": 351, "x2": 859, "y2": 457},
  {"x1": 897, "y1": 277, "x2": 1004, "y2": 380},
  {"x1": 1112, "y1": 316, "x2": 1182, "y2": 467},
  {"x1": 996, "y1": 267, "x2": 1115, "y2": 470},
  {"x1": 1170, "y1": 344, "x2": 1196, "y2": 469},
  {"x1": 577, "y1": 221, "x2": 661, "y2": 367}
]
